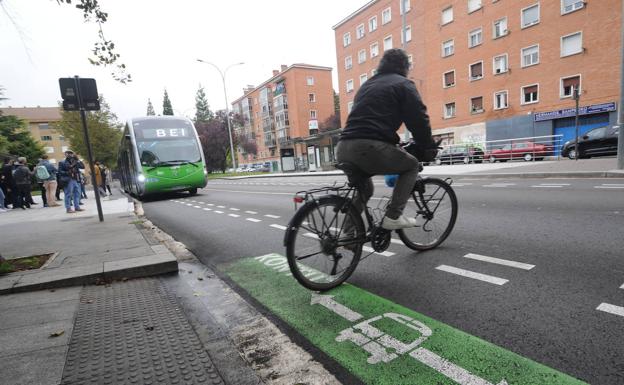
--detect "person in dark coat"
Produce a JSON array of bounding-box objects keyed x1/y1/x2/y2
[
  {"x1": 0, "y1": 157, "x2": 14, "y2": 209},
  {"x1": 12, "y1": 157, "x2": 33, "y2": 210}
]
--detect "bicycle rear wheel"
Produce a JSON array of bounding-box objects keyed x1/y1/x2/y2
[
  {"x1": 398, "y1": 178, "x2": 458, "y2": 251},
  {"x1": 285, "y1": 195, "x2": 365, "y2": 291}
]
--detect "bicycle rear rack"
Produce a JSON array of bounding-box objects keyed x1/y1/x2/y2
[{"x1": 292, "y1": 182, "x2": 351, "y2": 210}]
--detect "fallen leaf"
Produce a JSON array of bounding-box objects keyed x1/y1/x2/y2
[{"x1": 49, "y1": 330, "x2": 65, "y2": 338}]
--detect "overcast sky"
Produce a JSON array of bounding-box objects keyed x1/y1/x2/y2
[{"x1": 0, "y1": 0, "x2": 365, "y2": 123}]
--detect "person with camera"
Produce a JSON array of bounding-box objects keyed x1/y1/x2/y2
[
  {"x1": 336, "y1": 48, "x2": 437, "y2": 230},
  {"x1": 58, "y1": 150, "x2": 85, "y2": 214}
]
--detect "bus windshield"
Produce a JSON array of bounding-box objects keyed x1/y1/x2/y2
[{"x1": 133, "y1": 119, "x2": 201, "y2": 166}]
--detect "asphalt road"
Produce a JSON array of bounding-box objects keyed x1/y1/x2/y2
[{"x1": 142, "y1": 174, "x2": 624, "y2": 385}]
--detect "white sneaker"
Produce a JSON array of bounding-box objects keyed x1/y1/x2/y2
[{"x1": 381, "y1": 215, "x2": 418, "y2": 230}]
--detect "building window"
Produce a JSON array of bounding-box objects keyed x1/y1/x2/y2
[
  {"x1": 307, "y1": 76, "x2": 314, "y2": 86},
  {"x1": 468, "y1": 0, "x2": 482, "y2": 13},
  {"x1": 400, "y1": 0, "x2": 411, "y2": 14},
  {"x1": 371, "y1": 68, "x2": 378, "y2": 76},
  {"x1": 356, "y1": 24, "x2": 365, "y2": 39},
  {"x1": 358, "y1": 49, "x2": 366, "y2": 64},
  {"x1": 347, "y1": 101, "x2": 354, "y2": 114},
  {"x1": 442, "y1": 39, "x2": 454, "y2": 57},
  {"x1": 521, "y1": 4, "x2": 540, "y2": 28},
  {"x1": 359, "y1": 73, "x2": 368, "y2": 85},
  {"x1": 41, "y1": 135, "x2": 52, "y2": 141},
  {"x1": 494, "y1": 90, "x2": 509, "y2": 109},
  {"x1": 345, "y1": 56, "x2": 353, "y2": 70},
  {"x1": 384, "y1": 35, "x2": 393, "y2": 51},
  {"x1": 369, "y1": 16, "x2": 378, "y2": 32},
  {"x1": 310, "y1": 110, "x2": 317, "y2": 119},
  {"x1": 521, "y1": 45, "x2": 539, "y2": 67},
  {"x1": 469, "y1": 27, "x2": 483, "y2": 48},
  {"x1": 469, "y1": 61, "x2": 484, "y2": 81},
  {"x1": 444, "y1": 102, "x2": 456, "y2": 119},
  {"x1": 561, "y1": 75, "x2": 581, "y2": 98},
  {"x1": 59, "y1": 135, "x2": 65, "y2": 141},
  {"x1": 522, "y1": 84, "x2": 539, "y2": 104},
  {"x1": 442, "y1": 7, "x2": 453, "y2": 25},
  {"x1": 401, "y1": 25, "x2": 412, "y2": 43},
  {"x1": 382, "y1": 7, "x2": 392, "y2": 24},
  {"x1": 44, "y1": 146, "x2": 55, "y2": 153},
  {"x1": 471, "y1": 97, "x2": 484, "y2": 113},
  {"x1": 493, "y1": 17, "x2": 508, "y2": 38},
  {"x1": 561, "y1": 32, "x2": 583, "y2": 57},
  {"x1": 370, "y1": 42, "x2": 379, "y2": 58},
  {"x1": 308, "y1": 93, "x2": 316, "y2": 102},
  {"x1": 346, "y1": 79, "x2": 354, "y2": 93},
  {"x1": 343, "y1": 32, "x2": 351, "y2": 47},
  {"x1": 443, "y1": 70, "x2": 456, "y2": 88},
  {"x1": 561, "y1": 0, "x2": 584, "y2": 14},
  {"x1": 493, "y1": 54, "x2": 508, "y2": 74},
  {"x1": 38, "y1": 123, "x2": 49, "y2": 130}
]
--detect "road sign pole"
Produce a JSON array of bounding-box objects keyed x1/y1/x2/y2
[
  {"x1": 574, "y1": 87, "x2": 580, "y2": 162},
  {"x1": 73, "y1": 76, "x2": 104, "y2": 222}
]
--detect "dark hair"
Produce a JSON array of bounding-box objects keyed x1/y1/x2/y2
[
  {"x1": 41, "y1": 154, "x2": 48, "y2": 160},
  {"x1": 376, "y1": 48, "x2": 410, "y2": 77}
]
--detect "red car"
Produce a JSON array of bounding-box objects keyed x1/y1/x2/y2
[{"x1": 484, "y1": 141, "x2": 553, "y2": 162}]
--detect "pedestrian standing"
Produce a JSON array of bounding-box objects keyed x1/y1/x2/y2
[
  {"x1": 94, "y1": 161, "x2": 107, "y2": 197},
  {"x1": 36, "y1": 155, "x2": 60, "y2": 207},
  {"x1": 58, "y1": 150, "x2": 85, "y2": 214},
  {"x1": 103, "y1": 164, "x2": 113, "y2": 195},
  {"x1": 12, "y1": 157, "x2": 33, "y2": 210},
  {"x1": 0, "y1": 185, "x2": 6, "y2": 213},
  {"x1": 0, "y1": 158, "x2": 14, "y2": 209}
]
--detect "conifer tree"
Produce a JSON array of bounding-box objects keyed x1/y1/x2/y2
[
  {"x1": 146, "y1": 99, "x2": 155, "y2": 116},
  {"x1": 162, "y1": 89, "x2": 174, "y2": 116},
  {"x1": 194, "y1": 85, "x2": 213, "y2": 123}
]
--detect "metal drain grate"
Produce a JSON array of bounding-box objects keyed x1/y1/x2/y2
[{"x1": 61, "y1": 278, "x2": 225, "y2": 385}]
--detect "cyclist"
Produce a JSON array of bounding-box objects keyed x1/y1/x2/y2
[{"x1": 336, "y1": 48, "x2": 436, "y2": 230}]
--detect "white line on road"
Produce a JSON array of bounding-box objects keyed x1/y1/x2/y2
[
  {"x1": 265, "y1": 214, "x2": 281, "y2": 219},
  {"x1": 435, "y1": 265, "x2": 508, "y2": 285},
  {"x1": 246, "y1": 218, "x2": 261, "y2": 222},
  {"x1": 214, "y1": 210, "x2": 224, "y2": 214},
  {"x1": 362, "y1": 245, "x2": 395, "y2": 257},
  {"x1": 203, "y1": 208, "x2": 212, "y2": 211},
  {"x1": 271, "y1": 224, "x2": 287, "y2": 230},
  {"x1": 206, "y1": 203, "x2": 214, "y2": 206},
  {"x1": 229, "y1": 208, "x2": 240, "y2": 211},
  {"x1": 595, "y1": 185, "x2": 624, "y2": 189},
  {"x1": 463, "y1": 253, "x2": 535, "y2": 270},
  {"x1": 620, "y1": 283, "x2": 624, "y2": 290},
  {"x1": 186, "y1": 203, "x2": 193, "y2": 206},
  {"x1": 531, "y1": 185, "x2": 564, "y2": 188},
  {"x1": 596, "y1": 303, "x2": 624, "y2": 317},
  {"x1": 245, "y1": 211, "x2": 258, "y2": 214},
  {"x1": 483, "y1": 183, "x2": 516, "y2": 188},
  {"x1": 193, "y1": 205, "x2": 202, "y2": 208},
  {"x1": 217, "y1": 205, "x2": 225, "y2": 208},
  {"x1": 228, "y1": 214, "x2": 240, "y2": 218}
]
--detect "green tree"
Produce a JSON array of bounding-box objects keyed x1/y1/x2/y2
[
  {"x1": 162, "y1": 89, "x2": 173, "y2": 116},
  {"x1": 194, "y1": 85, "x2": 213, "y2": 123},
  {"x1": 52, "y1": 96, "x2": 123, "y2": 167},
  {"x1": 0, "y1": 114, "x2": 45, "y2": 165},
  {"x1": 146, "y1": 98, "x2": 155, "y2": 116}
]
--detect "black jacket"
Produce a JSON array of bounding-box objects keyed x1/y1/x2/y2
[{"x1": 340, "y1": 72, "x2": 434, "y2": 146}]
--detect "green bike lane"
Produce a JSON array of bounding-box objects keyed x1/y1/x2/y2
[{"x1": 224, "y1": 253, "x2": 587, "y2": 385}]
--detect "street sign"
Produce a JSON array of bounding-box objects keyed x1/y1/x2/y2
[{"x1": 59, "y1": 77, "x2": 100, "y2": 111}]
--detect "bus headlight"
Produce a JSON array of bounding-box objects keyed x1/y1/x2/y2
[
  {"x1": 203, "y1": 169, "x2": 208, "y2": 176},
  {"x1": 137, "y1": 174, "x2": 146, "y2": 183}
]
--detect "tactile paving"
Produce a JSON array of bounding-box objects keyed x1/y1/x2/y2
[{"x1": 61, "y1": 278, "x2": 225, "y2": 385}]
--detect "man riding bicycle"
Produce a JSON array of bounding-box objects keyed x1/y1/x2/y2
[{"x1": 336, "y1": 48, "x2": 436, "y2": 230}]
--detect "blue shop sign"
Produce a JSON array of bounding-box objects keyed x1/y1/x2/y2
[{"x1": 534, "y1": 102, "x2": 616, "y2": 122}]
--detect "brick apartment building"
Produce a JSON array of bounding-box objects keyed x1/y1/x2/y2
[
  {"x1": 334, "y1": 0, "x2": 621, "y2": 152},
  {"x1": 0, "y1": 107, "x2": 68, "y2": 163},
  {"x1": 231, "y1": 64, "x2": 335, "y2": 172}
]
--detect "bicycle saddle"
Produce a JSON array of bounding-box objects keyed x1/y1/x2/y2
[{"x1": 334, "y1": 162, "x2": 372, "y2": 186}]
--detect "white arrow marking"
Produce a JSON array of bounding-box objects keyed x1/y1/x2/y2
[
  {"x1": 410, "y1": 348, "x2": 508, "y2": 385},
  {"x1": 310, "y1": 293, "x2": 363, "y2": 322}
]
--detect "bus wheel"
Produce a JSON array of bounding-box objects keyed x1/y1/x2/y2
[{"x1": 188, "y1": 188, "x2": 198, "y2": 196}]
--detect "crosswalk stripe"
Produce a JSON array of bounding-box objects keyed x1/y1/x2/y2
[
  {"x1": 214, "y1": 210, "x2": 224, "y2": 214},
  {"x1": 246, "y1": 218, "x2": 261, "y2": 222},
  {"x1": 596, "y1": 303, "x2": 624, "y2": 317},
  {"x1": 245, "y1": 211, "x2": 258, "y2": 214},
  {"x1": 463, "y1": 253, "x2": 535, "y2": 270},
  {"x1": 435, "y1": 265, "x2": 508, "y2": 285},
  {"x1": 271, "y1": 224, "x2": 287, "y2": 230},
  {"x1": 265, "y1": 214, "x2": 280, "y2": 219},
  {"x1": 203, "y1": 208, "x2": 212, "y2": 211},
  {"x1": 228, "y1": 214, "x2": 240, "y2": 218}
]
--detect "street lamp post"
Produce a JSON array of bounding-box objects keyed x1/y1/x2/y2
[{"x1": 196, "y1": 59, "x2": 244, "y2": 170}]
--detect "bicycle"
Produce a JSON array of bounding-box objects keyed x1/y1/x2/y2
[{"x1": 284, "y1": 144, "x2": 458, "y2": 291}]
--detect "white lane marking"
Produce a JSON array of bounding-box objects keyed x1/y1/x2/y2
[
  {"x1": 620, "y1": 283, "x2": 624, "y2": 290},
  {"x1": 483, "y1": 183, "x2": 516, "y2": 188},
  {"x1": 596, "y1": 303, "x2": 624, "y2": 317},
  {"x1": 217, "y1": 205, "x2": 226, "y2": 208},
  {"x1": 206, "y1": 203, "x2": 214, "y2": 206},
  {"x1": 245, "y1": 210, "x2": 258, "y2": 214},
  {"x1": 204, "y1": 189, "x2": 294, "y2": 196},
  {"x1": 229, "y1": 208, "x2": 240, "y2": 211},
  {"x1": 463, "y1": 253, "x2": 535, "y2": 270},
  {"x1": 185, "y1": 203, "x2": 193, "y2": 206},
  {"x1": 265, "y1": 214, "x2": 281, "y2": 219},
  {"x1": 246, "y1": 218, "x2": 262, "y2": 223},
  {"x1": 302, "y1": 233, "x2": 395, "y2": 257},
  {"x1": 193, "y1": 205, "x2": 202, "y2": 208},
  {"x1": 214, "y1": 210, "x2": 224, "y2": 214},
  {"x1": 531, "y1": 185, "x2": 564, "y2": 188},
  {"x1": 435, "y1": 265, "x2": 508, "y2": 285},
  {"x1": 203, "y1": 208, "x2": 212, "y2": 211},
  {"x1": 271, "y1": 224, "x2": 287, "y2": 230},
  {"x1": 228, "y1": 213, "x2": 240, "y2": 218},
  {"x1": 390, "y1": 238, "x2": 403, "y2": 245},
  {"x1": 595, "y1": 186, "x2": 624, "y2": 189},
  {"x1": 311, "y1": 294, "x2": 363, "y2": 322}
]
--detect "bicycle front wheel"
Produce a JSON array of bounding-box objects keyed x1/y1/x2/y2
[
  {"x1": 285, "y1": 195, "x2": 365, "y2": 291},
  {"x1": 398, "y1": 178, "x2": 458, "y2": 251}
]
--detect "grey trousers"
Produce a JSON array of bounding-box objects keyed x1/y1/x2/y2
[{"x1": 336, "y1": 139, "x2": 419, "y2": 219}]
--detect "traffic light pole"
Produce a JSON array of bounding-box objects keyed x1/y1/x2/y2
[{"x1": 73, "y1": 76, "x2": 104, "y2": 222}]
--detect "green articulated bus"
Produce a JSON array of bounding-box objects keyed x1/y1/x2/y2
[{"x1": 118, "y1": 116, "x2": 207, "y2": 199}]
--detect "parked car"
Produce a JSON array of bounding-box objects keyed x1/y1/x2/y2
[
  {"x1": 561, "y1": 125, "x2": 620, "y2": 159},
  {"x1": 484, "y1": 141, "x2": 553, "y2": 163},
  {"x1": 434, "y1": 145, "x2": 484, "y2": 165}
]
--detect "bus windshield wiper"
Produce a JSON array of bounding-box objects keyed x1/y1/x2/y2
[{"x1": 162, "y1": 160, "x2": 200, "y2": 167}]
